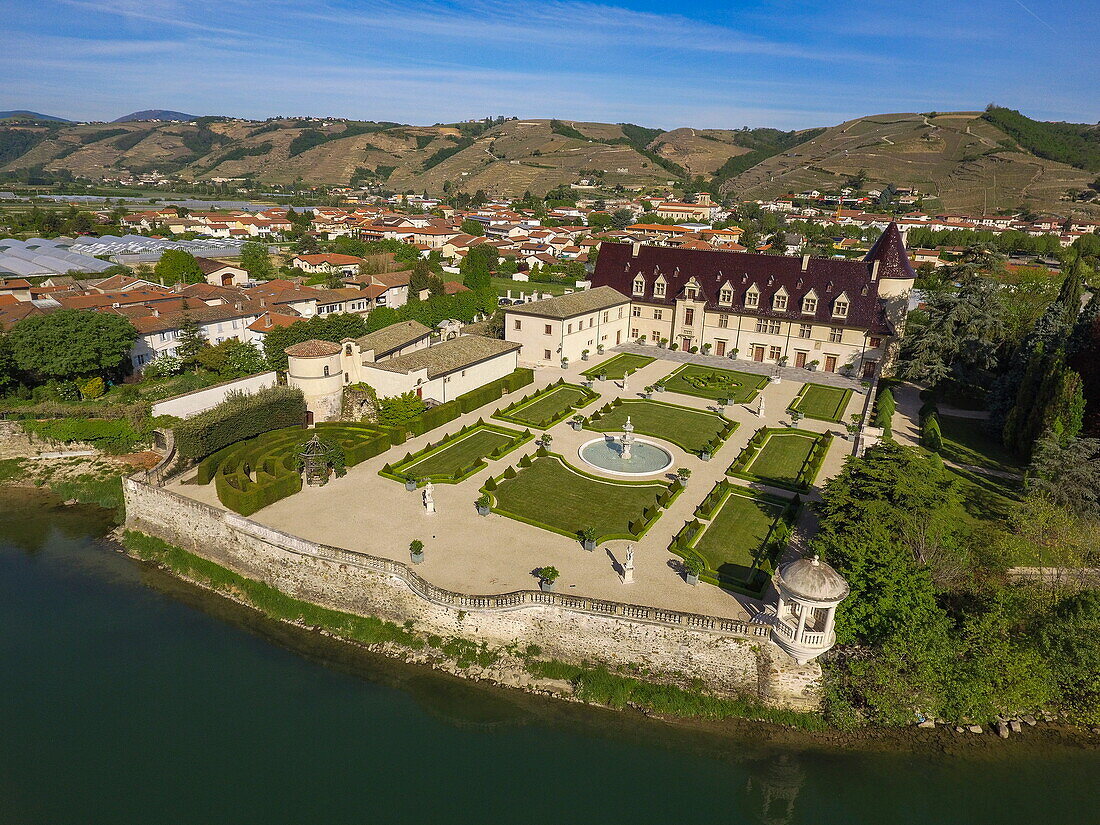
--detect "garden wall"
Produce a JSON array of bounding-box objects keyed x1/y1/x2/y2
[
  {"x1": 122, "y1": 477, "x2": 822, "y2": 710},
  {"x1": 151, "y1": 372, "x2": 278, "y2": 419}
]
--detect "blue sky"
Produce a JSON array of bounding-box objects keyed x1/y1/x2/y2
[{"x1": 4, "y1": 0, "x2": 1098, "y2": 129}]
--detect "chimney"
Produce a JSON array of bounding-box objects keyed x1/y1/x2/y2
[{"x1": 801, "y1": 254, "x2": 810, "y2": 271}]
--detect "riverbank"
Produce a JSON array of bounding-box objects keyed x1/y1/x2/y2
[{"x1": 112, "y1": 524, "x2": 1097, "y2": 757}]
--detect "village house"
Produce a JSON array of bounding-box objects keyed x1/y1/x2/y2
[
  {"x1": 195, "y1": 256, "x2": 249, "y2": 287},
  {"x1": 504, "y1": 286, "x2": 632, "y2": 366}
]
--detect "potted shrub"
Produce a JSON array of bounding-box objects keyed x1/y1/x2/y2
[
  {"x1": 409, "y1": 539, "x2": 425, "y2": 564},
  {"x1": 537, "y1": 566, "x2": 560, "y2": 592},
  {"x1": 654, "y1": 381, "x2": 665, "y2": 393},
  {"x1": 669, "y1": 343, "x2": 680, "y2": 351},
  {"x1": 700, "y1": 445, "x2": 712, "y2": 462},
  {"x1": 597, "y1": 344, "x2": 605, "y2": 355},
  {"x1": 730, "y1": 347, "x2": 739, "y2": 360},
  {"x1": 475, "y1": 494, "x2": 491, "y2": 516},
  {"x1": 637, "y1": 334, "x2": 647, "y2": 345},
  {"x1": 581, "y1": 348, "x2": 590, "y2": 361},
  {"x1": 701, "y1": 343, "x2": 712, "y2": 355},
  {"x1": 580, "y1": 527, "x2": 598, "y2": 551},
  {"x1": 807, "y1": 359, "x2": 819, "y2": 371},
  {"x1": 676, "y1": 467, "x2": 692, "y2": 484},
  {"x1": 844, "y1": 414, "x2": 863, "y2": 440},
  {"x1": 840, "y1": 361, "x2": 855, "y2": 378},
  {"x1": 683, "y1": 557, "x2": 704, "y2": 586},
  {"x1": 642, "y1": 385, "x2": 654, "y2": 399},
  {"x1": 540, "y1": 432, "x2": 553, "y2": 448},
  {"x1": 598, "y1": 372, "x2": 607, "y2": 382},
  {"x1": 403, "y1": 474, "x2": 418, "y2": 492},
  {"x1": 561, "y1": 356, "x2": 570, "y2": 369},
  {"x1": 689, "y1": 345, "x2": 699, "y2": 354},
  {"x1": 658, "y1": 338, "x2": 668, "y2": 349},
  {"x1": 570, "y1": 414, "x2": 585, "y2": 431},
  {"x1": 790, "y1": 409, "x2": 804, "y2": 427},
  {"x1": 778, "y1": 355, "x2": 789, "y2": 367}
]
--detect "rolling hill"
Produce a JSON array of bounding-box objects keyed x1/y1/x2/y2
[
  {"x1": 0, "y1": 111, "x2": 72, "y2": 123},
  {"x1": 112, "y1": 110, "x2": 199, "y2": 123},
  {"x1": 0, "y1": 109, "x2": 1096, "y2": 215}
]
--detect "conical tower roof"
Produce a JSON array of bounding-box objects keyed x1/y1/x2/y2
[{"x1": 864, "y1": 221, "x2": 916, "y2": 280}]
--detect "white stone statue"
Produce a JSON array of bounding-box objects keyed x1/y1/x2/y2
[
  {"x1": 757, "y1": 396, "x2": 766, "y2": 418},
  {"x1": 423, "y1": 481, "x2": 436, "y2": 514},
  {"x1": 622, "y1": 377, "x2": 629, "y2": 393},
  {"x1": 622, "y1": 544, "x2": 635, "y2": 583}
]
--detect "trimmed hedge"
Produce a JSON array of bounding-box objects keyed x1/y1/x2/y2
[
  {"x1": 454, "y1": 367, "x2": 534, "y2": 414},
  {"x1": 175, "y1": 385, "x2": 306, "y2": 462},
  {"x1": 727, "y1": 428, "x2": 833, "y2": 492}
]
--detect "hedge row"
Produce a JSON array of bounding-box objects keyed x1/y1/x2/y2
[
  {"x1": 872, "y1": 387, "x2": 896, "y2": 435},
  {"x1": 727, "y1": 429, "x2": 833, "y2": 492},
  {"x1": 20, "y1": 416, "x2": 150, "y2": 454},
  {"x1": 175, "y1": 385, "x2": 306, "y2": 462},
  {"x1": 379, "y1": 421, "x2": 531, "y2": 484},
  {"x1": 492, "y1": 378, "x2": 597, "y2": 428},
  {"x1": 400, "y1": 368, "x2": 534, "y2": 438},
  {"x1": 694, "y1": 480, "x2": 733, "y2": 520}
]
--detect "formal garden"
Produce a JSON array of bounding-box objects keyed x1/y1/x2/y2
[
  {"x1": 583, "y1": 398, "x2": 736, "y2": 456},
  {"x1": 379, "y1": 421, "x2": 531, "y2": 485},
  {"x1": 492, "y1": 380, "x2": 598, "y2": 428},
  {"x1": 581, "y1": 352, "x2": 655, "y2": 380},
  {"x1": 670, "y1": 480, "x2": 798, "y2": 593},
  {"x1": 482, "y1": 451, "x2": 683, "y2": 543},
  {"x1": 659, "y1": 364, "x2": 768, "y2": 403},
  {"x1": 787, "y1": 383, "x2": 853, "y2": 423},
  {"x1": 727, "y1": 427, "x2": 833, "y2": 492}
]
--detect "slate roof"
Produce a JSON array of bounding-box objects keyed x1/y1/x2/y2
[
  {"x1": 593, "y1": 242, "x2": 898, "y2": 334},
  {"x1": 370, "y1": 335, "x2": 520, "y2": 379},
  {"x1": 504, "y1": 285, "x2": 630, "y2": 320}
]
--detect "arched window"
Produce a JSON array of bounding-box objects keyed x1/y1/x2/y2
[{"x1": 323, "y1": 365, "x2": 330, "y2": 376}]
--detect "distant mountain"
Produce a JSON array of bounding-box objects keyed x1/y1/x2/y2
[
  {"x1": 113, "y1": 110, "x2": 198, "y2": 123},
  {"x1": 0, "y1": 110, "x2": 71, "y2": 122},
  {"x1": 2, "y1": 109, "x2": 1098, "y2": 217}
]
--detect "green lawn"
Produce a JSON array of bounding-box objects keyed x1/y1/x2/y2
[
  {"x1": 948, "y1": 465, "x2": 1021, "y2": 524},
  {"x1": 492, "y1": 277, "x2": 571, "y2": 297},
  {"x1": 489, "y1": 455, "x2": 667, "y2": 542},
  {"x1": 386, "y1": 424, "x2": 528, "y2": 483},
  {"x1": 584, "y1": 399, "x2": 733, "y2": 454},
  {"x1": 691, "y1": 490, "x2": 788, "y2": 588},
  {"x1": 582, "y1": 353, "x2": 655, "y2": 379},
  {"x1": 659, "y1": 364, "x2": 768, "y2": 403},
  {"x1": 788, "y1": 384, "x2": 853, "y2": 423},
  {"x1": 729, "y1": 428, "x2": 830, "y2": 490},
  {"x1": 938, "y1": 415, "x2": 1021, "y2": 474},
  {"x1": 494, "y1": 383, "x2": 596, "y2": 428}
]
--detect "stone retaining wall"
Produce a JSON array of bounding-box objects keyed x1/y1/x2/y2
[{"x1": 123, "y1": 476, "x2": 822, "y2": 708}]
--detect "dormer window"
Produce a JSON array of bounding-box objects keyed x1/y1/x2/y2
[
  {"x1": 685, "y1": 287, "x2": 698, "y2": 300},
  {"x1": 632, "y1": 276, "x2": 645, "y2": 296},
  {"x1": 802, "y1": 292, "x2": 818, "y2": 314},
  {"x1": 654, "y1": 277, "x2": 667, "y2": 298},
  {"x1": 719, "y1": 283, "x2": 733, "y2": 305},
  {"x1": 833, "y1": 295, "x2": 849, "y2": 318},
  {"x1": 773, "y1": 289, "x2": 789, "y2": 311},
  {"x1": 745, "y1": 286, "x2": 760, "y2": 308}
]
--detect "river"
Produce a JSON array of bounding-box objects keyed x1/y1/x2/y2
[{"x1": 1, "y1": 487, "x2": 1094, "y2": 824}]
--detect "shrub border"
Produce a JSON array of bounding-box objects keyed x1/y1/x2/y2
[
  {"x1": 726, "y1": 427, "x2": 833, "y2": 492},
  {"x1": 583, "y1": 397, "x2": 738, "y2": 456},
  {"x1": 786, "y1": 383, "x2": 854, "y2": 423},
  {"x1": 581, "y1": 352, "x2": 655, "y2": 380},
  {"x1": 492, "y1": 379, "x2": 600, "y2": 428},
  {"x1": 379, "y1": 420, "x2": 532, "y2": 486},
  {"x1": 480, "y1": 451, "x2": 682, "y2": 543},
  {"x1": 656, "y1": 362, "x2": 769, "y2": 403}
]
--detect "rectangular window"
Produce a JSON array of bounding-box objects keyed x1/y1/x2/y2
[
  {"x1": 567, "y1": 323, "x2": 572, "y2": 334},
  {"x1": 653, "y1": 309, "x2": 663, "y2": 320},
  {"x1": 774, "y1": 294, "x2": 788, "y2": 311},
  {"x1": 684, "y1": 308, "x2": 695, "y2": 326},
  {"x1": 869, "y1": 336, "x2": 882, "y2": 348},
  {"x1": 631, "y1": 328, "x2": 638, "y2": 338},
  {"x1": 618, "y1": 307, "x2": 624, "y2": 319},
  {"x1": 654, "y1": 282, "x2": 666, "y2": 298},
  {"x1": 799, "y1": 324, "x2": 813, "y2": 339},
  {"x1": 544, "y1": 349, "x2": 552, "y2": 360},
  {"x1": 513, "y1": 319, "x2": 522, "y2": 330},
  {"x1": 719, "y1": 288, "x2": 733, "y2": 304},
  {"x1": 769, "y1": 346, "x2": 782, "y2": 360},
  {"x1": 632, "y1": 306, "x2": 641, "y2": 317},
  {"x1": 802, "y1": 297, "x2": 817, "y2": 314},
  {"x1": 602, "y1": 311, "x2": 609, "y2": 322},
  {"x1": 755, "y1": 319, "x2": 780, "y2": 335},
  {"x1": 652, "y1": 330, "x2": 660, "y2": 342},
  {"x1": 718, "y1": 314, "x2": 728, "y2": 329},
  {"x1": 633, "y1": 278, "x2": 645, "y2": 295},
  {"x1": 686, "y1": 287, "x2": 697, "y2": 300},
  {"x1": 544, "y1": 324, "x2": 553, "y2": 335},
  {"x1": 745, "y1": 291, "x2": 760, "y2": 308},
  {"x1": 834, "y1": 300, "x2": 849, "y2": 318},
  {"x1": 829, "y1": 327, "x2": 843, "y2": 343}
]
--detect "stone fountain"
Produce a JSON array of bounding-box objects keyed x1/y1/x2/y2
[{"x1": 620, "y1": 416, "x2": 635, "y2": 460}]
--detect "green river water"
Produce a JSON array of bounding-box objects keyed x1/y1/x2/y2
[{"x1": 1, "y1": 487, "x2": 1095, "y2": 824}]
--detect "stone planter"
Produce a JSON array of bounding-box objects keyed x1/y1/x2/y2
[
  {"x1": 685, "y1": 572, "x2": 700, "y2": 586},
  {"x1": 700, "y1": 451, "x2": 711, "y2": 462},
  {"x1": 404, "y1": 479, "x2": 417, "y2": 491},
  {"x1": 583, "y1": 539, "x2": 596, "y2": 552},
  {"x1": 642, "y1": 392, "x2": 652, "y2": 400},
  {"x1": 476, "y1": 504, "x2": 490, "y2": 516},
  {"x1": 540, "y1": 580, "x2": 555, "y2": 592},
  {"x1": 570, "y1": 420, "x2": 583, "y2": 431},
  {"x1": 598, "y1": 374, "x2": 607, "y2": 382},
  {"x1": 581, "y1": 353, "x2": 589, "y2": 361},
  {"x1": 770, "y1": 375, "x2": 782, "y2": 384},
  {"x1": 724, "y1": 398, "x2": 734, "y2": 407},
  {"x1": 807, "y1": 363, "x2": 818, "y2": 371},
  {"x1": 410, "y1": 551, "x2": 424, "y2": 564}
]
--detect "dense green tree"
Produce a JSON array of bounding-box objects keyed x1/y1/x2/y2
[
  {"x1": 1028, "y1": 435, "x2": 1100, "y2": 517},
  {"x1": 262, "y1": 314, "x2": 369, "y2": 370},
  {"x1": 1068, "y1": 292, "x2": 1100, "y2": 436},
  {"x1": 175, "y1": 315, "x2": 207, "y2": 366},
  {"x1": 1033, "y1": 590, "x2": 1100, "y2": 724},
  {"x1": 609, "y1": 209, "x2": 634, "y2": 230},
  {"x1": 460, "y1": 218, "x2": 486, "y2": 237},
  {"x1": 375, "y1": 391, "x2": 426, "y2": 426},
  {"x1": 460, "y1": 245, "x2": 497, "y2": 290},
  {"x1": 239, "y1": 241, "x2": 273, "y2": 280},
  {"x1": 6, "y1": 310, "x2": 136, "y2": 381},
  {"x1": 154, "y1": 249, "x2": 204, "y2": 285}
]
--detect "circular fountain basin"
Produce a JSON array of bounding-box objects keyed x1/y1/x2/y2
[{"x1": 578, "y1": 436, "x2": 674, "y2": 476}]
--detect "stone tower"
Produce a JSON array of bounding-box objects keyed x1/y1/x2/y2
[{"x1": 285, "y1": 339, "x2": 344, "y2": 422}]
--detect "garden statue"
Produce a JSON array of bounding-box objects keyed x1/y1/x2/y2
[
  {"x1": 423, "y1": 481, "x2": 436, "y2": 514},
  {"x1": 757, "y1": 396, "x2": 766, "y2": 418},
  {"x1": 622, "y1": 544, "x2": 635, "y2": 584}
]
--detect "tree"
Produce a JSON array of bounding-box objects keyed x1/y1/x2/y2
[
  {"x1": 609, "y1": 209, "x2": 634, "y2": 230},
  {"x1": 176, "y1": 315, "x2": 207, "y2": 367},
  {"x1": 460, "y1": 245, "x2": 497, "y2": 290},
  {"x1": 239, "y1": 241, "x2": 273, "y2": 280},
  {"x1": 1069, "y1": 291, "x2": 1100, "y2": 436},
  {"x1": 1028, "y1": 434, "x2": 1100, "y2": 517},
  {"x1": 154, "y1": 249, "x2": 204, "y2": 285},
  {"x1": 7, "y1": 310, "x2": 137, "y2": 382},
  {"x1": 587, "y1": 212, "x2": 612, "y2": 230},
  {"x1": 1033, "y1": 590, "x2": 1100, "y2": 724},
  {"x1": 460, "y1": 218, "x2": 486, "y2": 237}
]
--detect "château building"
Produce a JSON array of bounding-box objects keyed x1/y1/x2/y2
[{"x1": 590, "y1": 222, "x2": 915, "y2": 378}]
